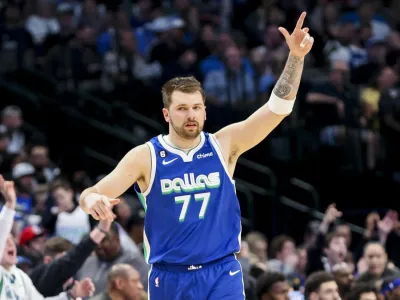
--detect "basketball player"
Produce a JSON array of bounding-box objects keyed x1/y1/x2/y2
[{"x1": 79, "y1": 12, "x2": 313, "y2": 299}]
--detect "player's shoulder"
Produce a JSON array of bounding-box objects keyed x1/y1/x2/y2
[{"x1": 124, "y1": 143, "x2": 151, "y2": 166}]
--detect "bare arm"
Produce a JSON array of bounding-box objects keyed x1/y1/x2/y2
[
  {"x1": 0, "y1": 177, "x2": 16, "y2": 261},
  {"x1": 79, "y1": 144, "x2": 150, "y2": 217},
  {"x1": 215, "y1": 54, "x2": 304, "y2": 156},
  {"x1": 215, "y1": 12, "x2": 313, "y2": 158}
]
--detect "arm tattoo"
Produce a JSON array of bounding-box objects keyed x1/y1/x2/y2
[{"x1": 273, "y1": 54, "x2": 304, "y2": 100}]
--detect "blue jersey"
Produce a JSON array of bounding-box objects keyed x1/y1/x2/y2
[{"x1": 135, "y1": 132, "x2": 241, "y2": 265}]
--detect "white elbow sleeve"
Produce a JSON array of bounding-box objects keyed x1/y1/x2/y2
[{"x1": 267, "y1": 93, "x2": 296, "y2": 115}]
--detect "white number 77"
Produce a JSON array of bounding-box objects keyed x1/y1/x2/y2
[{"x1": 175, "y1": 192, "x2": 211, "y2": 222}]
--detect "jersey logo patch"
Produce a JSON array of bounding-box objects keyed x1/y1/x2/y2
[{"x1": 162, "y1": 158, "x2": 178, "y2": 165}]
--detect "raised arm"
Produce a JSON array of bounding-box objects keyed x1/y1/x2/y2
[
  {"x1": 79, "y1": 144, "x2": 150, "y2": 221},
  {"x1": 0, "y1": 176, "x2": 16, "y2": 262},
  {"x1": 215, "y1": 12, "x2": 313, "y2": 158}
]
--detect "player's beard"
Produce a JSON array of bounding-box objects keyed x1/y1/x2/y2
[{"x1": 170, "y1": 118, "x2": 203, "y2": 140}]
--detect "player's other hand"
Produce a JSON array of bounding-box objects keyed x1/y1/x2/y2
[
  {"x1": 0, "y1": 175, "x2": 16, "y2": 210},
  {"x1": 84, "y1": 192, "x2": 120, "y2": 221}
]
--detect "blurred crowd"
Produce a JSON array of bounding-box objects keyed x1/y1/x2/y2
[{"x1": 1, "y1": 0, "x2": 400, "y2": 299}]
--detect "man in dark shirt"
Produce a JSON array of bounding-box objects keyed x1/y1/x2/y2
[{"x1": 29, "y1": 219, "x2": 111, "y2": 296}]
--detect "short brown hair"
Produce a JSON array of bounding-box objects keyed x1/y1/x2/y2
[
  {"x1": 50, "y1": 179, "x2": 72, "y2": 193},
  {"x1": 325, "y1": 231, "x2": 346, "y2": 248},
  {"x1": 269, "y1": 234, "x2": 295, "y2": 259},
  {"x1": 161, "y1": 76, "x2": 205, "y2": 108},
  {"x1": 304, "y1": 271, "x2": 335, "y2": 298},
  {"x1": 44, "y1": 237, "x2": 73, "y2": 257}
]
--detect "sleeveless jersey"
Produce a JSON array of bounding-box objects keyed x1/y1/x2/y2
[{"x1": 134, "y1": 132, "x2": 241, "y2": 265}]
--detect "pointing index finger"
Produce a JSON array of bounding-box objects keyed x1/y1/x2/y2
[{"x1": 296, "y1": 11, "x2": 307, "y2": 29}]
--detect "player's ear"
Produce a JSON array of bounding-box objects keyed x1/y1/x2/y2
[{"x1": 162, "y1": 108, "x2": 170, "y2": 123}]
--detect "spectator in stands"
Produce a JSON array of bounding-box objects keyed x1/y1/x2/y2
[
  {"x1": 304, "y1": 271, "x2": 340, "y2": 300},
  {"x1": 0, "y1": 175, "x2": 95, "y2": 300},
  {"x1": 1, "y1": 105, "x2": 26, "y2": 154},
  {"x1": 357, "y1": 242, "x2": 400, "y2": 284},
  {"x1": 76, "y1": 222, "x2": 149, "y2": 295},
  {"x1": 255, "y1": 271, "x2": 290, "y2": 300},
  {"x1": 11, "y1": 162, "x2": 36, "y2": 219},
  {"x1": 89, "y1": 263, "x2": 145, "y2": 300},
  {"x1": 306, "y1": 60, "x2": 359, "y2": 147},
  {"x1": 307, "y1": 204, "x2": 347, "y2": 275},
  {"x1": 332, "y1": 262, "x2": 355, "y2": 299},
  {"x1": 30, "y1": 218, "x2": 112, "y2": 297},
  {"x1": 18, "y1": 224, "x2": 46, "y2": 268},
  {"x1": 29, "y1": 145, "x2": 60, "y2": 184},
  {"x1": 0, "y1": 1, "x2": 34, "y2": 73},
  {"x1": 125, "y1": 206, "x2": 145, "y2": 250},
  {"x1": 346, "y1": 283, "x2": 378, "y2": 300},
  {"x1": 44, "y1": 179, "x2": 91, "y2": 244},
  {"x1": 25, "y1": 0, "x2": 60, "y2": 46},
  {"x1": 334, "y1": 222, "x2": 352, "y2": 250},
  {"x1": 267, "y1": 235, "x2": 297, "y2": 276},
  {"x1": 381, "y1": 275, "x2": 400, "y2": 300},
  {"x1": 245, "y1": 231, "x2": 268, "y2": 275}
]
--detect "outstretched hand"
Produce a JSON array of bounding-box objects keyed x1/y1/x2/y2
[
  {"x1": 0, "y1": 175, "x2": 16, "y2": 210},
  {"x1": 278, "y1": 12, "x2": 314, "y2": 57}
]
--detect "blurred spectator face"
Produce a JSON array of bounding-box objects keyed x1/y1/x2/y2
[
  {"x1": 267, "y1": 5, "x2": 285, "y2": 26},
  {"x1": 297, "y1": 248, "x2": 308, "y2": 273},
  {"x1": 277, "y1": 240, "x2": 296, "y2": 262},
  {"x1": 369, "y1": 43, "x2": 387, "y2": 64},
  {"x1": 77, "y1": 26, "x2": 95, "y2": 45},
  {"x1": 138, "y1": 0, "x2": 152, "y2": 13},
  {"x1": 113, "y1": 268, "x2": 144, "y2": 300},
  {"x1": 96, "y1": 230, "x2": 121, "y2": 261},
  {"x1": 1, "y1": 235, "x2": 18, "y2": 269},
  {"x1": 224, "y1": 46, "x2": 242, "y2": 72},
  {"x1": 340, "y1": 22, "x2": 357, "y2": 44},
  {"x1": 332, "y1": 263, "x2": 354, "y2": 296},
  {"x1": 364, "y1": 243, "x2": 387, "y2": 276},
  {"x1": 58, "y1": 12, "x2": 74, "y2": 31},
  {"x1": 264, "y1": 26, "x2": 283, "y2": 49},
  {"x1": 83, "y1": 0, "x2": 97, "y2": 14},
  {"x1": 202, "y1": 24, "x2": 216, "y2": 45},
  {"x1": 264, "y1": 281, "x2": 290, "y2": 300},
  {"x1": 377, "y1": 67, "x2": 398, "y2": 90},
  {"x1": 29, "y1": 235, "x2": 46, "y2": 253},
  {"x1": 312, "y1": 281, "x2": 340, "y2": 300},
  {"x1": 218, "y1": 33, "x2": 235, "y2": 54},
  {"x1": 324, "y1": 236, "x2": 347, "y2": 265},
  {"x1": 335, "y1": 224, "x2": 352, "y2": 248},
  {"x1": 359, "y1": 2, "x2": 375, "y2": 21},
  {"x1": 173, "y1": 0, "x2": 190, "y2": 11},
  {"x1": 0, "y1": 134, "x2": 9, "y2": 152},
  {"x1": 360, "y1": 23, "x2": 373, "y2": 43},
  {"x1": 2, "y1": 107, "x2": 23, "y2": 130},
  {"x1": 5, "y1": 4, "x2": 21, "y2": 24},
  {"x1": 30, "y1": 146, "x2": 50, "y2": 169},
  {"x1": 18, "y1": 175, "x2": 35, "y2": 193},
  {"x1": 52, "y1": 186, "x2": 74, "y2": 212},
  {"x1": 38, "y1": 0, "x2": 53, "y2": 18},
  {"x1": 252, "y1": 239, "x2": 268, "y2": 262},
  {"x1": 324, "y1": 3, "x2": 339, "y2": 24},
  {"x1": 120, "y1": 31, "x2": 136, "y2": 52},
  {"x1": 360, "y1": 291, "x2": 378, "y2": 300},
  {"x1": 330, "y1": 61, "x2": 350, "y2": 86}
]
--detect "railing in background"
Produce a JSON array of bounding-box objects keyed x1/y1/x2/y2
[{"x1": 280, "y1": 196, "x2": 365, "y2": 235}]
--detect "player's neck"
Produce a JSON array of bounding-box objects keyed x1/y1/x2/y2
[{"x1": 166, "y1": 132, "x2": 201, "y2": 151}]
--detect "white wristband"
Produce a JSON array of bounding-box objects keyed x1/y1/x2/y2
[{"x1": 267, "y1": 93, "x2": 295, "y2": 115}]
